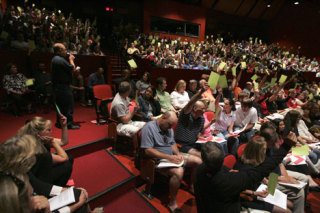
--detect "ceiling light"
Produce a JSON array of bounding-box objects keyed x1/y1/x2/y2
[
  {"x1": 267, "y1": 4, "x2": 271, "y2": 7},
  {"x1": 294, "y1": 1, "x2": 299, "y2": 5}
]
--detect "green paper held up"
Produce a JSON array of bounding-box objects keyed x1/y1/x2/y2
[
  {"x1": 208, "y1": 72, "x2": 220, "y2": 90},
  {"x1": 251, "y1": 74, "x2": 259, "y2": 81},
  {"x1": 218, "y1": 75, "x2": 228, "y2": 89},
  {"x1": 279, "y1": 75, "x2": 287, "y2": 84}
]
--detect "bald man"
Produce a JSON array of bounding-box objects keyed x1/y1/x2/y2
[
  {"x1": 51, "y1": 43, "x2": 79, "y2": 129},
  {"x1": 175, "y1": 84, "x2": 207, "y2": 158},
  {"x1": 141, "y1": 111, "x2": 202, "y2": 212}
]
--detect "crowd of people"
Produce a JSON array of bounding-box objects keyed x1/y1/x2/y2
[
  {"x1": 2, "y1": 4, "x2": 320, "y2": 212},
  {"x1": 0, "y1": 4, "x2": 104, "y2": 55},
  {"x1": 106, "y1": 62, "x2": 320, "y2": 212},
  {"x1": 125, "y1": 33, "x2": 320, "y2": 76}
]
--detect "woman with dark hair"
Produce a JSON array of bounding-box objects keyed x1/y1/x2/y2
[
  {"x1": 2, "y1": 63, "x2": 34, "y2": 116},
  {"x1": 211, "y1": 89, "x2": 238, "y2": 154},
  {"x1": 137, "y1": 86, "x2": 161, "y2": 121},
  {"x1": 136, "y1": 71, "x2": 151, "y2": 94}
]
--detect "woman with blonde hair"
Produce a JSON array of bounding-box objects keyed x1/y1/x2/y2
[
  {"x1": 0, "y1": 135, "x2": 50, "y2": 213},
  {"x1": 18, "y1": 115, "x2": 73, "y2": 192},
  {"x1": 170, "y1": 79, "x2": 190, "y2": 111},
  {"x1": 0, "y1": 135, "x2": 38, "y2": 174}
]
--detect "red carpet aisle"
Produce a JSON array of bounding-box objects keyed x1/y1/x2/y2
[{"x1": 0, "y1": 105, "x2": 108, "y2": 147}]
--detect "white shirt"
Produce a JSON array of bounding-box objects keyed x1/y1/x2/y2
[
  {"x1": 234, "y1": 107, "x2": 258, "y2": 128},
  {"x1": 170, "y1": 91, "x2": 190, "y2": 110},
  {"x1": 214, "y1": 107, "x2": 236, "y2": 132}
]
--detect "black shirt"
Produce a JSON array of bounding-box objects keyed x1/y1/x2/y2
[
  {"x1": 194, "y1": 143, "x2": 290, "y2": 213},
  {"x1": 51, "y1": 55, "x2": 73, "y2": 85}
]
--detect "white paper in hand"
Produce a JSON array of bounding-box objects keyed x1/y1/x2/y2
[
  {"x1": 49, "y1": 187, "x2": 75, "y2": 211},
  {"x1": 256, "y1": 184, "x2": 287, "y2": 210}
]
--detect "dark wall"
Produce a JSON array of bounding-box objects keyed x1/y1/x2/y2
[
  {"x1": 143, "y1": 0, "x2": 207, "y2": 41},
  {"x1": 267, "y1": 1, "x2": 320, "y2": 59}
]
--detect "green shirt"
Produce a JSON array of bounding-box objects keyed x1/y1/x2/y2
[{"x1": 156, "y1": 89, "x2": 173, "y2": 112}]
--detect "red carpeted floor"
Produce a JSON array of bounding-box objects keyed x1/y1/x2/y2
[
  {"x1": 70, "y1": 150, "x2": 132, "y2": 196},
  {"x1": 0, "y1": 105, "x2": 108, "y2": 148},
  {"x1": 104, "y1": 189, "x2": 158, "y2": 213}
]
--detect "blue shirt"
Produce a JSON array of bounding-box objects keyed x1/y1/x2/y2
[
  {"x1": 87, "y1": 73, "x2": 105, "y2": 89},
  {"x1": 140, "y1": 120, "x2": 175, "y2": 156}
]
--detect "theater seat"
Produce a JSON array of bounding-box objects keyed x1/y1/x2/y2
[
  {"x1": 93, "y1": 84, "x2": 114, "y2": 124},
  {"x1": 237, "y1": 143, "x2": 247, "y2": 158},
  {"x1": 223, "y1": 154, "x2": 236, "y2": 169}
]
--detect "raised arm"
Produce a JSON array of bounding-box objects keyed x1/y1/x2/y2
[{"x1": 182, "y1": 84, "x2": 207, "y2": 114}]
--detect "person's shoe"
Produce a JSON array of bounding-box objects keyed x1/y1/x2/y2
[{"x1": 68, "y1": 124, "x2": 80, "y2": 130}]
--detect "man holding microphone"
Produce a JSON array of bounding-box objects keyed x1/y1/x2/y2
[{"x1": 51, "y1": 43, "x2": 80, "y2": 129}]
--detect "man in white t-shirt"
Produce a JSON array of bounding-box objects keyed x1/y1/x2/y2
[
  {"x1": 234, "y1": 98, "x2": 258, "y2": 143},
  {"x1": 111, "y1": 81, "x2": 145, "y2": 151}
]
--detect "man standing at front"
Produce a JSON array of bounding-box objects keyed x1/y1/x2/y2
[{"x1": 51, "y1": 43, "x2": 79, "y2": 129}]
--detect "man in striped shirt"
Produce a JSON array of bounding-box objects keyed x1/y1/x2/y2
[{"x1": 175, "y1": 84, "x2": 207, "y2": 159}]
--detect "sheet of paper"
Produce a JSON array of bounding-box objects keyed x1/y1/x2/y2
[
  {"x1": 278, "y1": 75, "x2": 288, "y2": 84},
  {"x1": 128, "y1": 59, "x2": 137, "y2": 69},
  {"x1": 49, "y1": 187, "x2": 75, "y2": 211},
  {"x1": 288, "y1": 155, "x2": 307, "y2": 165},
  {"x1": 157, "y1": 159, "x2": 184, "y2": 169},
  {"x1": 268, "y1": 173, "x2": 279, "y2": 196},
  {"x1": 278, "y1": 180, "x2": 307, "y2": 189},
  {"x1": 25, "y1": 78, "x2": 35, "y2": 86},
  {"x1": 208, "y1": 72, "x2": 220, "y2": 90},
  {"x1": 291, "y1": 145, "x2": 309, "y2": 156},
  {"x1": 196, "y1": 136, "x2": 214, "y2": 144},
  {"x1": 232, "y1": 66, "x2": 237, "y2": 76},
  {"x1": 241, "y1": 62, "x2": 247, "y2": 69},
  {"x1": 218, "y1": 61, "x2": 226, "y2": 70},
  {"x1": 218, "y1": 75, "x2": 228, "y2": 89},
  {"x1": 270, "y1": 77, "x2": 277, "y2": 86},
  {"x1": 257, "y1": 184, "x2": 287, "y2": 210},
  {"x1": 266, "y1": 113, "x2": 284, "y2": 120},
  {"x1": 251, "y1": 74, "x2": 259, "y2": 81}
]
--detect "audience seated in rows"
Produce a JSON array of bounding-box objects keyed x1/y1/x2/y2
[
  {"x1": 1, "y1": 4, "x2": 104, "y2": 56},
  {"x1": 125, "y1": 33, "x2": 319, "y2": 75}
]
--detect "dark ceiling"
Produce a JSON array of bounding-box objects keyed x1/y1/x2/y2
[{"x1": 175, "y1": 0, "x2": 320, "y2": 21}]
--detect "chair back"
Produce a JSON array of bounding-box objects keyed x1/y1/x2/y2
[
  {"x1": 93, "y1": 84, "x2": 113, "y2": 100},
  {"x1": 223, "y1": 154, "x2": 236, "y2": 169},
  {"x1": 237, "y1": 143, "x2": 247, "y2": 158},
  {"x1": 204, "y1": 111, "x2": 215, "y2": 122}
]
